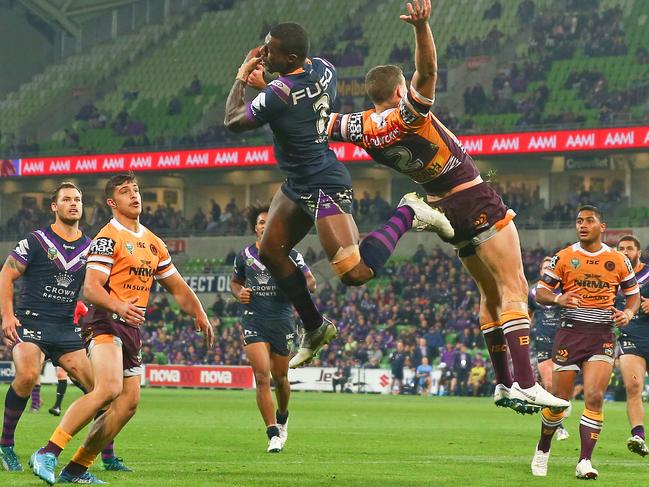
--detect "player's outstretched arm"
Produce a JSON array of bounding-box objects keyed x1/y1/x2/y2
[
  {"x1": 158, "y1": 272, "x2": 215, "y2": 347},
  {"x1": 224, "y1": 49, "x2": 263, "y2": 133},
  {"x1": 401, "y1": 0, "x2": 437, "y2": 101},
  {"x1": 0, "y1": 256, "x2": 26, "y2": 345},
  {"x1": 84, "y1": 268, "x2": 145, "y2": 326}
]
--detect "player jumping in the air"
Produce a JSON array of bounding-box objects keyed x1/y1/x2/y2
[
  {"x1": 225, "y1": 20, "x2": 452, "y2": 369},
  {"x1": 327, "y1": 0, "x2": 568, "y2": 413}
]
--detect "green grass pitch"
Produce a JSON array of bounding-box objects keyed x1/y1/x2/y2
[{"x1": 2, "y1": 385, "x2": 647, "y2": 486}]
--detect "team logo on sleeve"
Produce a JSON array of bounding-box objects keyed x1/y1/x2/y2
[
  {"x1": 548, "y1": 255, "x2": 559, "y2": 270},
  {"x1": 604, "y1": 261, "x2": 615, "y2": 271},
  {"x1": 90, "y1": 238, "x2": 116, "y2": 257},
  {"x1": 347, "y1": 112, "x2": 364, "y2": 143},
  {"x1": 13, "y1": 238, "x2": 29, "y2": 260},
  {"x1": 47, "y1": 247, "x2": 58, "y2": 260}
]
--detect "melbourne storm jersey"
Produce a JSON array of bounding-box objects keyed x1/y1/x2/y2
[
  {"x1": 529, "y1": 284, "x2": 560, "y2": 340},
  {"x1": 328, "y1": 84, "x2": 480, "y2": 194},
  {"x1": 233, "y1": 244, "x2": 309, "y2": 321},
  {"x1": 10, "y1": 226, "x2": 91, "y2": 322},
  {"x1": 619, "y1": 263, "x2": 649, "y2": 344},
  {"x1": 246, "y1": 57, "x2": 345, "y2": 181}
]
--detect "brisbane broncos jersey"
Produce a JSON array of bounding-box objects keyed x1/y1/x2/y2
[
  {"x1": 85, "y1": 218, "x2": 176, "y2": 316},
  {"x1": 246, "y1": 57, "x2": 343, "y2": 180},
  {"x1": 328, "y1": 84, "x2": 479, "y2": 194},
  {"x1": 539, "y1": 242, "x2": 638, "y2": 328},
  {"x1": 10, "y1": 226, "x2": 91, "y2": 322}
]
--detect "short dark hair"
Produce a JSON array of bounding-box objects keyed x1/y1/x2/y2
[
  {"x1": 577, "y1": 205, "x2": 603, "y2": 222},
  {"x1": 246, "y1": 202, "x2": 270, "y2": 233},
  {"x1": 51, "y1": 182, "x2": 81, "y2": 203},
  {"x1": 270, "y1": 22, "x2": 309, "y2": 59},
  {"x1": 365, "y1": 65, "x2": 405, "y2": 104},
  {"x1": 617, "y1": 234, "x2": 641, "y2": 250},
  {"x1": 104, "y1": 171, "x2": 137, "y2": 200}
]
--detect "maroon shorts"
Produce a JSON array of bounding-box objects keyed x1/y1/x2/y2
[
  {"x1": 552, "y1": 325, "x2": 616, "y2": 371},
  {"x1": 84, "y1": 307, "x2": 143, "y2": 377},
  {"x1": 430, "y1": 182, "x2": 515, "y2": 257}
]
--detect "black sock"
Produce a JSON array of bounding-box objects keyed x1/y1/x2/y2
[
  {"x1": 276, "y1": 410, "x2": 289, "y2": 425},
  {"x1": 275, "y1": 268, "x2": 323, "y2": 331},
  {"x1": 54, "y1": 380, "x2": 68, "y2": 409},
  {"x1": 266, "y1": 425, "x2": 280, "y2": 439}
]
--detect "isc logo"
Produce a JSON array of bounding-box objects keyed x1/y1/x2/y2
[
  {"x1": 200, "y1": 370, "x2": 232, "y2": 384},
  {"x1": 149, "y1": 370, "x2": 180, "y2": 383}
]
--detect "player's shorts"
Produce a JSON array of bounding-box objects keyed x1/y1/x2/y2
[
  {"x1": 281, "y1": 162, "x2": 354, "y2": 221},
  {"x1": 430, "y1": 182, "x2": 515, "y2": 258},
  {"x1": 241, "y1": 317, "x2": 296, "y2": 356},
  {"x1": 14, "y1": 315, "x2": 83, "y2": 366},
  {"x1": 618, "y1": 335, "x2": 649, "y2": 363},
  {"x1": 391, "y1": 369, "x2": 404, "y2": 381},
  {"x1": 84, "y1": 309, "x2": 143, "y2": 377},
  {"x1": 552, "y1": 325, "x2": 615, "y2": 371},
  {"x1": 534, "y1": 335, "x2": 555, "y2": 362}
]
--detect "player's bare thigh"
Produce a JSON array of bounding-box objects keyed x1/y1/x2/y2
[
  {"x1": 582, "y1": 360, "x2": 614, "y2": 410},
  {"x1": 58, "y1": 349, "x2": 93, "y2": 392},
  {"x1": 619, "y1": 354, "x2": 647, "y2": 396},
  {"x1": 88, "y1": 341, "x2": 125, "y2": 402},
  {"x1": 474, "y1": 221, "x2": 528, "y2": 310},
  {"x1": 551, "y1": 368, "x2": 577, "y2": 399},
  {"x1": 270, "y1": 351, "x2": 290, "y2": 383},
  {"x1": 460, "y1": 253, "x2": 501, "y2": 323},
  {"x1": 258, "y1": 189, "x2": 313, "y2": 273},
  {"x1": 11, "y1": 342, "x2": 45, "y2": 394},
  {"x1": 538, "y1": 359, "x2": 554, "y2": 390},
  {"x1": 315, "y1": 213, "x2": 373, "y2": 286}
]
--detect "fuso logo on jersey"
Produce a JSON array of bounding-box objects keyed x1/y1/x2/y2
[{"x1": 90, "y1": 238, "x2": 115, "y2": 256}]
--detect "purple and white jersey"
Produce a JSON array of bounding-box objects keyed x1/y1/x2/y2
[
  {"x1": 10, "y1": 226, "x2": 91, "y2": 322},
  {"x1": 529, "y1": 284, "x2": 561, "y2": 340}
]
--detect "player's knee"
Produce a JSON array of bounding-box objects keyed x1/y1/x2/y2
[
  {"x1": 13, "y1": 371, "x2": 39, "y2": 395},
  {"x1": 331, "y1": 245, "x2": 366, "y2": 285},
  {"x1": 258, "y1": 246, "x2": 282, "y2": 271},
  {"x1": 94, "y1": 383, "x2": 122, "y2": 406},
  {"x1": 626, "y1": 377, "x2": 643, "y2": 397},
  {"x1": 254, "y1": 371, "x2": 271, "y2": 389},
  {"x1": 585, "y1": 390, "x2": 605, "y2": 409},
  {"x1": 339, "y1": 267, "x2": 371, "y2": 286}
]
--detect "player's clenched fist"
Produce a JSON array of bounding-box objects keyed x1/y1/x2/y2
[{"x1": 237, "y1": 287, "x2": 252, "y2": 304}]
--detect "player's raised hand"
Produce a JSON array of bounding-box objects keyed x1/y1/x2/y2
[
  {"x1": 612, "y1": 308, "x2": 633, "y2": 327},
  {"x1": 400, "y1": 0, "x2": 431, "y2": 26},
  {"x1": 194, "y1": 312, "x2": 215, "y2": 348},
  {"x1": 238, "y1": 287, "x2": 252, "y2": 304},
  {"x1": 116, "y1": 298, "x2": 145, "y2": 326},
  {"x1": 1, "y1": 314, "x2": 21, "y2": 346},
  {"x1": 246, "y1": 66, "x2": 267, "y2": 90},
  {"x1": 237, "y1": 46, "x2": 264, "y2": 82},
  {"x1": 556, "y1": 289, "x2": 581, "y2": 308},
  {"x1": 640, "y1": 296, "x2": 649, "y2": 314}
]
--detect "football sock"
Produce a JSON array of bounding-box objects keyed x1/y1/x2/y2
[
  {"x1": 276, "y1": 410, "x2": 289, "y2": 425},
  {"x1": 63, "y1": 447, "x2": 96, "y2": 477},
  {"x1": 266, "y1": 425, "x2": 280, "y2": 439},
  {"x1": 480, "y1": 322, "x2": 513, "y2": 387},
  {"x1": 579, "y1": 408, "x2": 603, "y2": 460},
  {"x1": 359, "y1": 206, "x2": 414, "y2": 274},
  {"x1": 538, "y1": 407, "x2": 564, "y2": 453},
  {"x1": 500, "y1": 310, "x2": 535, "y2": 388},
  {"x1": 1, "y1": 386, "x2": 29, "y2": 447},
  {"x1": 31, "y1": 384, "x2": 41, "y2": 407},
  {"x1": 53, "y1": 380, "x2": 68, "y2": 409},
  {"x1": 101, "y1": 441, "x2": 115, "y2": 461},
  {"x1": 275, "y1": 268, "x2": 323, "y2": 332},
  {"x1": 631, "y1": 425, "x2": 645, "y2": 440},
  {"x1": 41, "y1": 427, "x2": 72, "y2": 457}
]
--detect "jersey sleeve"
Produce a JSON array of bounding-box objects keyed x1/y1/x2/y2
[
  {"x1": 246, "y1": 80, "x2": 289, "y2": 125},
  {"x1": 327, "y1": 111, "x2": 366, "y2": 146},
  {"x1": 86, "y1": 231, "x2": 118, "y2": 276},
  {"x1": 232, "y1": 251, "x2": 246, "y2": 284},
  {"x1": 619, "y1": 256, "x2": 639, "y2": 296},
  {"x1": 538, "y1": 253, "x2": 563, "y2": 291},
  {"x1": 290, "y1": 249, "x2": 310, "y2": 274},
  {"x1": 9, "y1": 233, "x2": 36, "y2": 267},
  {"x1": 154, "y1": 238, "x2": 177, "y2": 281},
  {"x1": 397, "y1": 84, "x2": 435, "y2": 128}
]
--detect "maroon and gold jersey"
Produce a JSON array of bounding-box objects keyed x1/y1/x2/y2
[
  {"x1": 539, "y1": 242, "x2": 639, "y2": 328},
  {"x1": 328, "y1": 84, "x2": 479, "y2": 194},
  {"x1": 86, "y1": 218, "x2": 176, "y2": 314}
]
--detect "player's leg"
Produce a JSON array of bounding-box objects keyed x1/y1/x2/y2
[
  {"x1": 0, "y1": 342, "x2": 43, "y2": 471},
  {"x1": 30, "y1": 375, "x2": 42, "y2": 412},
  {"x1": 31, "y1": 339, "x2": 123, "y2": 484},
  {"x1": 532, "y1": 368, "x2": 576, "y2": 477},
  {"x1": 258, "y1": 189, "x2": 320, "y2": 330},
  {"x1": 476, "y1": 222, "x2": 568, "y2": 409},
  {"x1": 575, "y1": 359, "x2": 612, "y2": 479},
  {"x1": 619, "y1": 353, "x2": 648, "y2": 456},
  {"x1": 59, "y1": 376, "x2": 140, "y2": 483},
  {"x1": 49, "y1": 367, "x2": 68, "y2": 416},
  {"x1": 537, "y1": 359, "x2": 553, "y2": 390},
  {"x1": 244, "y1": 342, "x2": 280, "y2": 447},
  {"x1": 270, "y1": 351, "x2": 291, "y2": 449}
]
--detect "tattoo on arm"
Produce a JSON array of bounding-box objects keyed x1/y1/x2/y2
[
  {"x1": 224, "y1": 80, "x2": 250, "y2": 132},
  {"x1": 4, "y1": 256, "x2": 26, "y2": 275}
]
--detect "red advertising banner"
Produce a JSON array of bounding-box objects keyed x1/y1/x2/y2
[
  {"x1": 165, "y1": 238, "x2": 186, "y2": 255},
  {"x1": 603, "y1": 229, "x2": 634, "y2": 246},
  {"x1": 9, "y1": 126, "x2": 649, "y2": 177},
  {"x1": 146, "y1": 364, "x2": 254, "y2": 389}
]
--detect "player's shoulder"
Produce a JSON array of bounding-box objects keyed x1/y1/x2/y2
[
  {"x1": 265, "y1": 77, "x2": 293, "y2": 104},
  {"x1": 311, "y1": 56, "x2": 336, "y2": 73}
]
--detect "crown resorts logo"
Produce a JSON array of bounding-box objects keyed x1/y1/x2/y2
[
  {"x1": 256, "y1": 271, "x2": 272, "y2": 285},
  {"x1": 55, "y1": 272, "x2": 74, "y2": 288}
]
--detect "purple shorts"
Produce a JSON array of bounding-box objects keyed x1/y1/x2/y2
[{"x1": 552, "y1": 325, "x2": 615, "y2": 371}]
